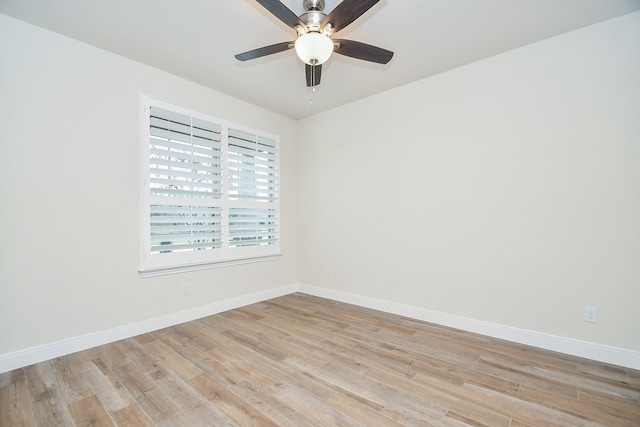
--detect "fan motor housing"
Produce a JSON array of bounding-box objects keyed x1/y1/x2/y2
[{"x1": 300, "y1": 11, "x2": 326, "y2": 29}]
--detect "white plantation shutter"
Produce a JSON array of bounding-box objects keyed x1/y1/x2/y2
[
  {"x1": 150, "y1": 205, "x2": 222, "y2": 253},
  {"x1": 228, "y1": 208, "x2": 278, "y2": 247},
  {"x1": 148, "y1": 107, "x2": 223, "y2": 255},
  {"x1": 149, "y1": 108, "x2": 223, "y2": 199},
  {"x1": 228, "y1": 128, "x2": 278, "y2": 203},
  {"x1": 140, "y1": 96, "x2": 280, "y2": 273},
  {"x1": 228, "y1": 128, "x2": 279, "y2": 248}
]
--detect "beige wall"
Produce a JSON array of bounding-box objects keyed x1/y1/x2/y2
[
  {"x1": 0, "y1": 14, "x2": 298, "y2": 355},
  {"x1": 296, "y1": 12, "x2": 640, "y2": 351}
]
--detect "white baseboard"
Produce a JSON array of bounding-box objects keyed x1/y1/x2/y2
[
  {"x1": 297, "y1": 284, "x2": 640, "y2": 370},
  {"x1": 2, "y1": 282, "x2": 638, "y2": 373},
  {"x1": 0, "y1": 284, "x2": 297, "y2": 374}
]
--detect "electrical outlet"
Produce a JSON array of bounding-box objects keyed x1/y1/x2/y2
[
  {"x1": 584, "y1": 306, "x2": 598, "y2": 323},
  {"x1": 325, "y1": 268, "x2": 333, "y2": 279},
  {"x1": 181, "y1": 283, "x2": 190, "y2": 296}
]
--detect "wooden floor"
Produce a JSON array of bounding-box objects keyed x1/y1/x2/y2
[{"x1": 1, "y1": 294, "x2": 639, "y2": 426}]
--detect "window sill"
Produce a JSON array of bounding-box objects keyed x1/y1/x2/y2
[{"x1": 139, "y1": 254, "x2": 282, "y2": 278}]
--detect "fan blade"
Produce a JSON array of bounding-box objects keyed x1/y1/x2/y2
[
  {"x1": 256, "y1": 0, "x2": 305, "y2": 29},
  {"x1": 305, "y1": 64, "x2": 322, "y2": 87},
  {"x1": 322, "y1": 0, "x2": 380, "y2": 33},
  {"x1": 333, "y1": 39, "x2": 393, "y2": 64},
  {"x1": 235, "y1": 42, "x2": 293, "y2": 61}
]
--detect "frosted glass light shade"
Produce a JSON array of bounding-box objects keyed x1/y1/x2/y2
[{"x1": 295, "y1": 32, "x2": 333, "y2": 65}]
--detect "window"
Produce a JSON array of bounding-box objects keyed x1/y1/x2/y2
[{"x1": 139, "y1": 95, "x2": 280, "y2": 275}]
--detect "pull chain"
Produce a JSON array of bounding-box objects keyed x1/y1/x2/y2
[{"x1": 309, "y1": 65, "x2": 316, "y2": 106}]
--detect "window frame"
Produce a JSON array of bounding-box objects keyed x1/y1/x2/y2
[{"x1": 139, "y1": 94, "x2": 281, "y2": 277}]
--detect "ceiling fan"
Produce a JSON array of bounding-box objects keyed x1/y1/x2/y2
[{"x1": 235, "y1": 0, "x2": 393, "y2": 87}]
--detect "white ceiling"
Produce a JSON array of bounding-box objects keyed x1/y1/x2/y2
[{"x1": 2, "y1": 0, "x2": 639, "y2": 119}]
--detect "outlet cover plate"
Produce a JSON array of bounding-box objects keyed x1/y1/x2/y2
[{"x1": 584, "y1": 306, "x2": 598, "y2": 323}]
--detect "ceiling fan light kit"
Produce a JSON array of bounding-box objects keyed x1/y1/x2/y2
[
  {"x1": 295, "y1": 32, "x2": 334, "y2": 65},
  {"x1": 236, "y1": 0, "x2": 393, "y2": 87}
]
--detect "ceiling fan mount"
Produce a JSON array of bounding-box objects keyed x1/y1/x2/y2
[
  {"x1": 298, "y1": 0, "x2": 328, "y2": 31},
  {"x1": 235, "y1": 0, "x2": 393, "y2": 87}
]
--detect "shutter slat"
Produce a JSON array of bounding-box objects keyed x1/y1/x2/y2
[
  {"x1": 150, "y1": 241, "x2": 223, "y2": 253},
  {"x1": 150, "y1": 174, "x2": 221, "y2": 188},
  {"x1": 150, "y1": 141, "x2": 220, "y2": 159},
  {"x1": 151, "y1": 188, "x2": 223, "y2": 198},
  {"x1": 229, "y1": 238, "x2": 277, "y2": 248},
  {"x1": 150, "y1": 168, "x2": 221, "y2": 182},
  {"x1": 150, "y1": 205, "x2": 221, "y2": 214},
  {"x1": 151, "y1": 127, "x2": 191, "y2": 144},
  {"x1": 150, "y1": 231, "x2": 223, "y2": 243},
  {"x1": 228, "y1": 151, "x2": 277, "y2": 163},
  {"x1": 150, "y1": 107, "x2": 190, "y2": 124},
  {"x1": 228, "y1": 164, "x2": 277, "y2": 176}
]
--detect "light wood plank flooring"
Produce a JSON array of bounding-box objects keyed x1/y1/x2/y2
[{"x1": 1, "y1": 293, "x2": 639, "y2": 426}]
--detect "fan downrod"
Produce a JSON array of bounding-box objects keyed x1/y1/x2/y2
[{"x1": 303, "y1": 0, "x2": 325, "y2": 12}]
